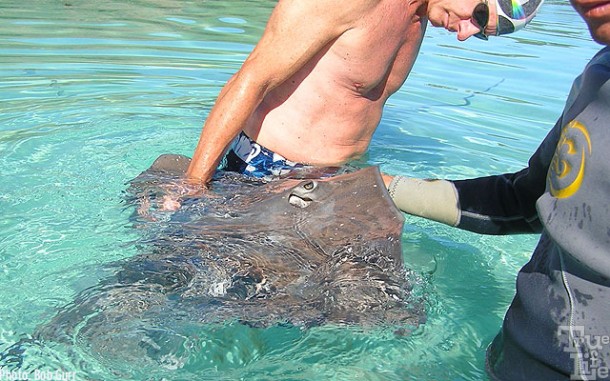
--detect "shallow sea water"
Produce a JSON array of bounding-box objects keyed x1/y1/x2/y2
[{"x1": 0, "y1": 0, "x2": 603, "y2": 380}]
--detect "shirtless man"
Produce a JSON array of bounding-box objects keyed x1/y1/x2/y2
[{"x1": 186, "y1": 0, "x2": 543, "y2": 185}]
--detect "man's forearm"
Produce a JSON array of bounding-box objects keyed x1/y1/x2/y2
[
  {"x1": 185, "y1": 132, "x2": 225, "y2": 185},
  {"x1": 185, "y1": 73, "x2": 263, "y2": 184},
  {"x1": 386, "y1": 170, "x2": 545, "y2": 234}
]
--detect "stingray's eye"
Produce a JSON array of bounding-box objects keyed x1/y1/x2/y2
[{"x1": 288, "y1": 180, "x2": 318, "y2": 208}]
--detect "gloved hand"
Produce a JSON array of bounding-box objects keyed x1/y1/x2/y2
[{"x1": 382, "y1": 174, "x2": 461, "y2": 227}]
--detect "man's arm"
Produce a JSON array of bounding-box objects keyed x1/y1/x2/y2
[
  {"x1": 386, "y1": 169, "x2": 546, "y2": 235},
  {"x1": 385, "y1": 119, "x2": 563, "y2": 235},
  {"x1": 185, "y1": 0, "x2": 379, "y2": 185}
]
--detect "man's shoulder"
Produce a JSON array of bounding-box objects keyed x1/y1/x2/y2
[
  {"x1": 273, "y1": 0, "x2": 383, "y2": 28},
  {"x1": 589, "y1": 46, "x2": 610, "y2": 68},
  {"x1": 565, "y1": 47, "x2": 610, "y2": 108}
]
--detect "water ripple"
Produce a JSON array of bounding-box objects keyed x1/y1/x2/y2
[{"x1": 0, "y1": 0, "x2": 604, "y2": 380}]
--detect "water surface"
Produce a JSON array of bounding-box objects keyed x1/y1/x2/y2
[{"x1": 0, "y1": 0, "x2": 602, "y2": 379}]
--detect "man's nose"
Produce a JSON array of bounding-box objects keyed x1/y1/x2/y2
[{"x1": 457, "y1": 19, "x2": 484, "y2": 41}]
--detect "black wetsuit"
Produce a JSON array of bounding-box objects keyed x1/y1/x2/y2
[{"x1": 451, "y1": 47, "x2": 610, "y2": 380}]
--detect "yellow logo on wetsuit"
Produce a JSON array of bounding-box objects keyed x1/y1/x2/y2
[{"x1": 548, "y1": 120, "x2": 592, "y2": 199}]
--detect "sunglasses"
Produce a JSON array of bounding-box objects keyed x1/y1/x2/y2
[{"x1": 473, "y1": 1, "x2": 490, "y2": 40}]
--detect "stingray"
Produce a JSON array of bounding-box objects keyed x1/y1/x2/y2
[{"x1": 3, "y1": 154, "x2": 424, "y2": 370}]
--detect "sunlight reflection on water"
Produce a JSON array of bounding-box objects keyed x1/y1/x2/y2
[{"x1": 0, "y1": 0, "x2": 602, "y2": 379}]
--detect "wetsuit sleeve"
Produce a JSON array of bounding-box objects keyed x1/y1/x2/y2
[
  {"x1": 452, "y1": 168, "x2": 544, "y2": 235},
  {"x1": 451, "y1": 119, "x2": 562, "y2": 235}
]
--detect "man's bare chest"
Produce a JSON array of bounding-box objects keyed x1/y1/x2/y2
[{"x1": 330, "y1": 16, "x2": 423, "y2": 95}]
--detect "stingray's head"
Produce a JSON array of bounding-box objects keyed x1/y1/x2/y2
[
  {"x1": 284, "y1": 167, "x2": 398, "y2": 213},
  {"x1": 286, "y1": 179, "x2": 321, "y2": 208},
  {"x1": 278, "y1": 167, "x2": 405, "y2": 251}
]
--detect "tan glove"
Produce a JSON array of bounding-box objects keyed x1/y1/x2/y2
[{"x1": 387, "y1": 176, "x2": 460, "y2": 227}]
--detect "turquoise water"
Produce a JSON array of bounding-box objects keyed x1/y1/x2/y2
[{"x1": 0, "y1": 0, "x2": 602, "y2": 380}]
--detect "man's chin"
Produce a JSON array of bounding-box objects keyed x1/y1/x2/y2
[{"x1": 591, "y1": 24, "x2": 610, "y2": 45}]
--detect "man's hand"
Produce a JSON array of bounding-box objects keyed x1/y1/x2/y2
[
  {"x1": 131, "y1": 154, "x2": 209, "y2": 218},
  {"x1": 158, "y1": 179, "x2": 207, "y2": 211}
]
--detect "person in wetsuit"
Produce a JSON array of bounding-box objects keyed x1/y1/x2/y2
[{"x1": 384, "y1": 0, "x2": 610, "y2": 378}]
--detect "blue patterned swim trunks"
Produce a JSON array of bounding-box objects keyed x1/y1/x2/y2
[{"x1": 219, "y1": 132, "x2": 302, "y2": 179}]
